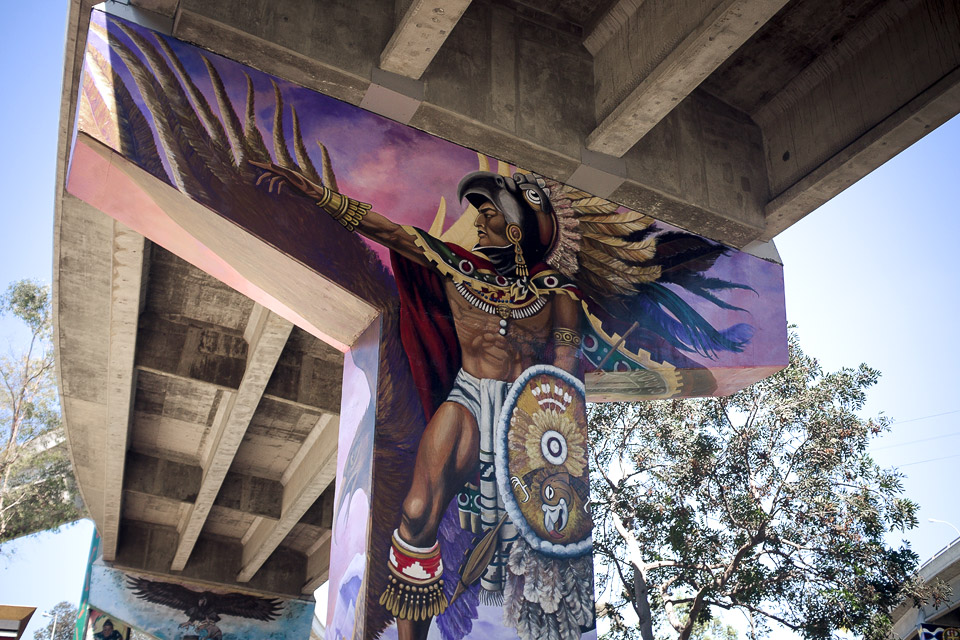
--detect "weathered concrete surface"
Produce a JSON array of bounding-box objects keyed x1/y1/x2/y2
[
  {"x1": 586, "y1": 0, "x2": 791, "y2": 157},
  {"x1": 380, "y1": 0, "x2": 473, "y2": 79},
  {"x1": 170, "y1": 305, "x2": 293, "y2": 571},
  {"x1": 155, "y1": 0, "x2": 960, "y2": 247},
  {"x1": 237, "y1": 413, "x2": 339, "y2": 582},
  {"x1": 55, "y1": 186, "x2": 343, "y2": 594}
]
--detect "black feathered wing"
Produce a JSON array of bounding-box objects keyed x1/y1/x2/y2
[
  {"x1": 207, "y1": 591, "x2": 285, "y2": 621},
  {"x1": 125, "y1": 576, "x2": 201, "y2": 614}
]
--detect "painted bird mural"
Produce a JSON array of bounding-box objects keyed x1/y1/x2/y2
[{"x1": 126, "y1": 576, "x2": 284, "y2": 639}]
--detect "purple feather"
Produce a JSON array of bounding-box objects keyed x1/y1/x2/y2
[{"x1": 436, "y1": 502, "x2": 480, "y2": 640}]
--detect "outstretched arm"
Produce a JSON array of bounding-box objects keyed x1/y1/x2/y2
[
  {"x1": 251, "y1": 161, "x2": 429, "y2": 266},
  {"x1": 552, "y1": 294, "x2": 582, "y2": 375}
]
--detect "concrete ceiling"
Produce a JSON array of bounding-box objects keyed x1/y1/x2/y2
[{"x1": 56, "y1": 193, "x2": 340, "y2": 597}]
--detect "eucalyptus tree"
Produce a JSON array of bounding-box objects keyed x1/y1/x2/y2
[
  {"x1": 0, "y1": 280, "x2": 82, "y2": 548},
  {"x1": 590, "y1": 332, "x2": 948, "y2": 640}
]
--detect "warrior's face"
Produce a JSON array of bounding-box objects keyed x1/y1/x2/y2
[{"x1": 474, "y1": 201, "x2": 509, "y2": 247}]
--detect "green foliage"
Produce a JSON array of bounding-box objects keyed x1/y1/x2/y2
[
  {"x1": 33, "y1": 601, "x2": 78, "y2": 640},
  {"x1": 0, "y1": 280, "x2": 83, "y2": 548},
  {"x1": 590, "y1": 331, "x2": 946, "y2": 640}
]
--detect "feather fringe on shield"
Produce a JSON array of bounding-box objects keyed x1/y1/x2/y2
[{"x1": 503, "y1": 538, "x2": 594, "y2": 640}]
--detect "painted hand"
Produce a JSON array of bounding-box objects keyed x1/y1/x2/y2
[
  {"x1": 249, "y1": 160, "x2": 328, "y2": 200},
  {"x1": 250, "y1": 160, "x2": 371, "y2": 232}
]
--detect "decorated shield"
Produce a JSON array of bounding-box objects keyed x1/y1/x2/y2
[{"x1": 495, "y1": 365, "x2": 592, "y2": 558}]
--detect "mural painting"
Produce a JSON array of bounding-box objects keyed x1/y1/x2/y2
[
  {"x1": 69, "y1": 11, "x2": 787, "y2": 640},
  {"x1": 327, "y1": 321, "x2": 380, "y2": 640},
  {"x1": 76, "y1": 528, "x2": 102, "y2": 640},
  {"x1": 86, "y1": 563, "x2": 314, "y2": 640},
  {"x1": 87, "y1": 610, "x2": 130, "y2": 640}
]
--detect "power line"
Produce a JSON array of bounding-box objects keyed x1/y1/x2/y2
[
  {"x1": 895, "y1": 453, "x2": 960, "y2": 469},
  {"x1": 872, "y1": 430, "x2": 960, "y2": 451},
  {"x1": 888, "y1": 409, "x2": 960, "y2": 426}
]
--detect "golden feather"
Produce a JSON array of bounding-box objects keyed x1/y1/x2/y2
[
  {"x1": 201, "y1": 55, "x2": 246, "y2": 166},
  {"x1": 243, "y1": 72, "x2": 269, "y2": 160},
  {"x1": 150, "y1": 33, "x2": 228, "y2": 152},
  {"x1": 578, "y1": 210, "x2": 654, "y2": 224},
  {"x1": 271, "y1": 80, "x2": 295, "y2": 169},
  {"x1": 318, "y1": 143, "x2": 338, "y2": 191},
  {"x1": 291, "y1": 106, "x2": 322, "y2": 184},
  {"x1": 580, "y1": 249, "x2": 661, "y2": 283},
  {"x1": 581, "y1": 235, "x2": 657, "y2": 263},
  {"x1": 450, "y1": 514, "x2": 508, "y2": 605}
]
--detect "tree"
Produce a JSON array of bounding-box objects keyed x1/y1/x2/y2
[
  {"x1": 0, "y1": 280, "x2": 82, "y2": 548},
  {"x1": 33, "y1": 601, "x2": 77, "y2": 640},
  {"x1": 589, "y1": 331, "x2": 949, "y2": 640}
]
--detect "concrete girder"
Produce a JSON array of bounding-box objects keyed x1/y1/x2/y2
[
  {"x1": 170, "y1": 304, "x2": 294, "y2": 571},
  {"x1": 379, "y1": 0, "x2": 473, "y2": 80},
  {"x1": 757, "y1": 0, "x2": 960, "y2": 239},
  {"x1": 129, "y1": 0, "x2": 181, "y2": 17},
  {"x1": 98, "y1": 223, "x2": 149, "y2": 561},
  {"x1": 237, "y1": 412, "x2": 339, "y2": 581},
  {"x1": 115, "y1": 520, "x2": 309, "y2": 597},
  {"x1": 302, "y1": 533, "x2": 333, "y2": 594},
  {"x1": 124, "y1": 451, "x2": 291, "y2": 521},
  {"x1": 134, "y1": 315, "x2": 342, "y2": 415},
  {"x1": 585, "y1": 0, "x2": 790, "y2": 157}
]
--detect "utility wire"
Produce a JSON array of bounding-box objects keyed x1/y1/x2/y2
[
  {"x1": 872, "y1": 430, "x2": 960, "y2": 451},
  {"x1": 895, "y1": 452, "x2": 960, "y2": 469},
  {"x1": 866, "y1": 409, "x2": 960, "y2": 451},
  {"x1": 888, "y1": 409, "x2": 960, "y2": 426}
]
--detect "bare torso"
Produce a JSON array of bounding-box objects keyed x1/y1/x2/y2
[{"x1": 445, "y1": 280, "x2": 555, "y2": 381}]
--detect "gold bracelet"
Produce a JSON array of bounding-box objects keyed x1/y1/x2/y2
[
  {"x1": 553, "y1": 327, "x2": 581, "y2": 349},
  {"x1": 316, "y1": 188, "x2": 372, "y2": 232}
]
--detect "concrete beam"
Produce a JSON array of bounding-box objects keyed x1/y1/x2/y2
[
  {"x1": 586, "y1": 0, "x2": 790, "y2": 157},
  {"x1": 129, "y1": 0, "x2": 181, "y2": 18},
  {"x1": 135, "y1": 314, "x2": 342, "y2": 413},
  {"x1": 758, "y1": 0, "x2": 960, "y2": 239},
  {"x1": 101, "y1": 224, "x2": 148, "y2": 561},
  {"x1": 379, "y1": 0, "x2": 472, "y2": 80},
  {"x1": 170, "y1": 304, "x2": 293, "y2": 571},
  {"x1": 123, "y1": 451, "x2": 284, "y2": 519},
  {"x1": 301, "y1": 533, "x2": 332, "y2": 594},
  {"x1": 114, "y1": 520, "x2": 308, "y2": 597},
  {"x1": 237, "y1": 413, "x2": 339, "y2": 582}
]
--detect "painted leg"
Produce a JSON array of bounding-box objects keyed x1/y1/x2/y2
[{"x1": 392, "y1": 402, "x2": 479, "y2": 640}]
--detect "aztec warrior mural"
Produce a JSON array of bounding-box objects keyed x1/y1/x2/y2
[{"x1": 70, "y1": 11, "x2": 786, "y2": 640}]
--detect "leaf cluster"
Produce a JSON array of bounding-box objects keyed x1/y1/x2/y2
[
  {"x1": 590, "y1": 331, "x2": 941, "y2": 640},
  {"x1": 33, "y1": 601, "x2": 78, "y2": 640},
  {"x1": 0, "y1": 281, "x2": 83, "y2": 548}
]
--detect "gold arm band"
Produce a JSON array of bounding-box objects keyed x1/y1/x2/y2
[
  {"x1": 553, "y1": 327, "x2": 582, "y2": 349},
  {"x1": 316, "y1": 187, "x2": 372, "y2": 232}
]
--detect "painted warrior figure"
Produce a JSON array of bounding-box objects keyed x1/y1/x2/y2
[
  {"x1": 77, "y1": 24, "x2": 758, "y2": 640},
  {"x1": 257, "y1": 163, "x2": 593, "y2": 639}
]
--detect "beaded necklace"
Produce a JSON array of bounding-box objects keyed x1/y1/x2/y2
[{"x1": 453, "y1": 280, "x2": 547, "y2": 336}]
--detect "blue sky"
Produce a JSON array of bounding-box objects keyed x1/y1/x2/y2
[{"x1": 1, "y1": 1, "x2": 958, "y2": 639}]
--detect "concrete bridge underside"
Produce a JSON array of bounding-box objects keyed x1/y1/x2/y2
[{"x1": 54, "y1": 0, "x2": 960, "y2": 600}]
